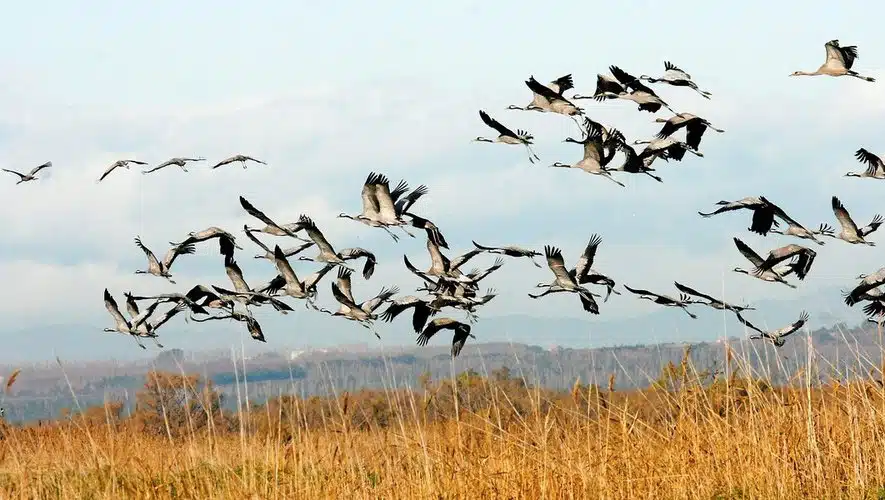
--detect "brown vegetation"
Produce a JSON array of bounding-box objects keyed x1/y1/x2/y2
[{"x1": 1, "y1": 352, "x2": 885, "y2": 498}]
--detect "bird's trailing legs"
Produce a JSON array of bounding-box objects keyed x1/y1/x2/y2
[
  {"x1": 602, "y1": 171, "x2": 626, "y2": 187},
  {"x1": 691, "y1": 86, "x2": 713, "y2": 99},
  {"x1": 131, "y1": 335, "x2": 147, "y2": 350},
  {"x1": 359, "y1": 321, "x2": 381, "y2": 339},
  {"x1": 569, "y1": 115, "x2": 585, "y2": 136},
  {"x1": 528, "y1": 288, "x2": 566, "y2": 299},
  {"x1": 381, "y1": 226, "x2": 401, "y2": 242},
  {"x1": 848, "y1": 71, "x2": 876, "y2": 82},
  {"x1": 679, "y1": 306, "x2": 697, "y2": 319},
  {"x1": 644, "y1": 171, "x2": 663, "y2": 183},
  {"x1": 394, "y1": 225, "x2": 416, "y2": 239},
  {"x1": 299, "y1": 256, "x2": 355, "y2": 273},
  {"x1": 525, "y1": 144, "x2": 540, "y2": 164}
]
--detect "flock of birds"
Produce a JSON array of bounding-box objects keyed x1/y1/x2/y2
[{"x1": 6, "y1": 40, "x2": 884, "y2": 356}]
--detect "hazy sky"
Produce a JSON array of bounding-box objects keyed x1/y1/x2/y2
[{"x1": 1, "y1": 1, "x2": 884, "y2": 361}]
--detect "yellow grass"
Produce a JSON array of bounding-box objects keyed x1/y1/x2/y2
[{"x1": 2, "y1": 359, "x2": 885, "y2": 498}]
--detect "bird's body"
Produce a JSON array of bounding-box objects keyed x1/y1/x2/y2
[
  {"x1": 554, "y1": 119, "x2": 624, "y2": 186},
  {"x1": 191, "y1": 311, "x2": 266, "y2": 342},
  {"x1": 171, "y1": 285, "x2": 237, "y2": 312},
  {"x1": 211, "y1": 154, "x2": 266, "y2": 169},
  {"x1": 844, "y1": 268, "x2": 885, "y2": 306},
  {"x1": 640, "y1": 61, "x2": 712, "y2": 98},
  {"x1": 142, "y1": 157, "x2": 205, "y2": 174},
  {"x1": 572, "y1": 73, "x2": 626, "y2": 102},
  {"x1": 338, "y1": 172, "x2": 406, "y2": 241},
  {"x1": 266, "y1": 245, "x2": 335, "y2": 304},
  {"x1": 379, "y1": 295, "x2": 435, "y2": 333},
  {"x1": 123, "y1": 294, "x2": 188, "y2": 348},
  {"x1": 673, "y1": 281, "x2": 754, "y2": 314},
  {"x1": 133, "y1": 237, "x2": 195, "y2": 284},
  {"x1": 474, "y1": 110, "x2": 540, "y2": 163},
  {"x1": 3, "y1": 161, "x2": 52, "y2": 184},
  {"x1": 523, "y1": 76, "x2": 583, "y2": 127},
  {"x1": 97, "y1": 159, "x2": 147, "y2": 182},
  {"x1": 371, "y1": 174, "x2": 426, "y2": 235},
  {"x1": 126, "y1": 287, "x2": 210, "y2": 316},
  {"x1": 633, "y1": 137, "x2": 704, "y2": 163},
  {"x1": 562, "y1": 234, "x2": 620, "y2": 302},
  {"x1": 217, "y1": 256, "x2": 294, "y2": 313},
  {"x1": 529, "y1": 246, "x2": 600, "y2": 314},
  {"x1": 508, "y1": 74, "x2": 574, "y2": 112},
  {"x1": 753, "y1": 243, "x2": 817, "y2": 281},
  {"x1": 655, "y1": 113, "x2": 724, "y2": 151},
  {"x1": 576, "y1": 66, "x2": 674, "y2": 113},
  {"x1": 623, "y1": 284, "x2": 697, "y2": 319},
  {"x1": 817, "y1": 196, "x2": 882, "y2": 245},
  {"x1": 698, "y1": 197, "x2": 780, "y2": 235},
  {"x1": 172, "y1": 226, "x2": 242, "y2": 260},
  {"x1": 791, "y1": 40, "x2": 875, "y2": 82},
  {"x1": 472, "y1": 240, "x2": 542, "y2": 268},
  {"x1": 324, "y1": 268, "x2": 398, "y2": 319},
  {"x1": 239, "y1": 196, "x2": 308, "y2": 241},
  {"x1": 320, "y1": 269, "x2": 398, "y2": 338},
  {"x1": 732, "y1": 238, "x2": 797, "y2": 288},
  {"x1": 338, "y1": 247, "x2": 378, "y2": 280},
  {"x1": 297, "y1": 215, "x2": 351, "y2": 269},
  {"x1": 103, "y1": 289, "x2": 162, "y2": 349},
  {"x1": 417, "y1": 318, "x2": 475, "y2": 358},
  {"x1": 847, "y1": 148, "x2": 885, "y2": 179},
  {"x1": 608, "y1": 131, "x2": 663, "y2": 183},
  {"x1": 738, "y1": 311, "x2": 809, "y2": 348},
  {"x1": 765, "y1": 198, "x2": 825, "y2": 245},
  {"x1": 246, "y1": 229, "x2": 314, "y2": 261}
]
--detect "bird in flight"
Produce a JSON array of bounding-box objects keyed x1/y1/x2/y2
[
  {"x1": 211, "y1": 154, "x2": 267, "y2": 169},
  {"x1": 3, "y1": 161, "x2": 52, "y2": 185},
  {"x1": 97, "y1": 159, "x2": 148, "y2": 183}
]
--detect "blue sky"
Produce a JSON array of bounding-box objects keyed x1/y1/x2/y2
[{"x1": 1, "y1": 1, "x2": 884, "y2": 361}]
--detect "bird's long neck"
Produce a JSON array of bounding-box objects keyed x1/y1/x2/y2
[{"x1": 793, "y1": 70, "x2": 818, "y2": 76}]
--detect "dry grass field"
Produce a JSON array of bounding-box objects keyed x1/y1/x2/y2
[{"x1": 1, "y1": 349, "x2": 885, "y2": 499}]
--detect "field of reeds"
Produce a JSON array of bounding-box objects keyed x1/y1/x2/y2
[{"x1": 1, "y1": 348, "x2": 885, "y2": 499}]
